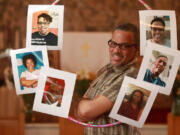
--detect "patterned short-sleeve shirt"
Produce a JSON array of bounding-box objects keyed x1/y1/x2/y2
[{"x1": 84, "y1": 59, "x2": 140, "y2": 135}]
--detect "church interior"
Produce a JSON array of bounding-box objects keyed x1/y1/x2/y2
[{"x1": 0, "y1": 0, "x2": 180, "y2": 135}]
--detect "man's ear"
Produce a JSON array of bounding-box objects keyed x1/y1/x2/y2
[
  {"x1": 135, "y1": 48, "x2": 139, "y2": 57},
  {"x1": 134, "y1": 44, "x2": 140, "y2": 56}
]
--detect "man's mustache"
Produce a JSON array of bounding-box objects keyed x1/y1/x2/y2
[{"x1": 112, "y1": 53, "x2": 123, "y2": 58}]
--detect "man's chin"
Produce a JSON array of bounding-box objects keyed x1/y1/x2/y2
[{"x1": 111, "y1": 61, "x2": 123, "y2": 67}]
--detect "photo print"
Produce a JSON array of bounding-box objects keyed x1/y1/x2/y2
[
  {"x1": 42, "y1": 77, "x2": 65, "y2": 107},
  {"x1": 10, "y1": 47, "x2": 49, "y2": 95},
  {"x1": 26, "y1": 5, "x2": 64, "y2": 50},
  {"x1": 33, "y1": 67, "x2": 76, "y2": 118},
  {"x1": 117, "y1": 89, "x2": 150, "y2": 121},
  {"x1": 137, "y1": 44, "x2": 180, "y2": 95},
  {"x1": 109, "y1": 76, "x2": 158, "y2": 128},
  {"x1": 139, "y1": 10, "x2": 177, "y2": 55}
]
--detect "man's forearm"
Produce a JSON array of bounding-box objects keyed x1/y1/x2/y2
[
  {"x1": 75, "y1": 95, "x2": 113, "y2": 122},
  {"x1": 74, "y1": 98, "x2": 93, "y2": 122}
]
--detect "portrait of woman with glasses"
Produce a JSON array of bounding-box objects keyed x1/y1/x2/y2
[{"x1": 31, "y1": 13, "x2": 58, "y2": 46}]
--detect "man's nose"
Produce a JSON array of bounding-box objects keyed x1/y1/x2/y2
[{"x1": 113, "y1": 46, "x2": 121, "y2": 52}]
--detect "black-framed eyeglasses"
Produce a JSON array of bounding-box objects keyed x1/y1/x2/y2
[{"x1": 108, "y1": 39, "x2": 136, "y2": 50}]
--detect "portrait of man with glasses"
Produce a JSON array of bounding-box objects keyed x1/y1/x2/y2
[
  {"x1": 31, "y1": 13, "x2": 58, "y2": 46},
  {"x1": 75, "y1": 23, "x2": 141, "y2": 135}
]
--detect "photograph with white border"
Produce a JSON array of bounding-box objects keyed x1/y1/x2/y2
[
  {"x1": 109, "y1": 76, "x2": 158, "y2": 128},
  {"x1": 33, "y1": 67, "x2": 76, "y2": 118},
  {"x1": 139, "y1": 10, "x2": 177, "y2": 55},
  {"x1": 26, "y1": 5, "x2": 64, "y2": 50},
  {"x1": 10, "y1": 46, "x2": 49, "y2": 95},
  {"x1": 137, "y1": 44, "x2": 180, "y2": 95}
]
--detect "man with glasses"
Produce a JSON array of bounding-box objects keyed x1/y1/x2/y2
[
  {"x1": 32, "y1": 13, "x2": 57, "y2": 46},
  {"x1": 147, "y1": 17, "x2": 170, "y2": 47},
  {"x1": 144, "y1": 55, "x2": 168, "y2": 87},
  {"x1": 75, "y1": 23, "x2": 140, "y2": 135}
]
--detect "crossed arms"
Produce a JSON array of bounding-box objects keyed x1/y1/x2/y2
[
  {"x1": 75, "y1": 95, "x2": 114, "y2": 122},
  {"x1": 20, "y1": 77, "x2": 38, "y2": 88}
]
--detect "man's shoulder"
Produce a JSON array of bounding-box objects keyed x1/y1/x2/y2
[
  {"x1": 157, "y1": 77, "x2": 166, "y2": 86},
  {"x1": 96, "y1": 64, "x2": 111, "y2": 77},
  {"x1": 125, "y1": 63, "x2": 139, "y2": 78},
  {"x1": 144, "y1": 69, "x2": 152, "y2": 81},
  {"x1": 145, "y1": 69, "x2": 151, "y2": 73}
]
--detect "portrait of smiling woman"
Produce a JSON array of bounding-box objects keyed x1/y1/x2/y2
[
  {"x1": 20, "y1": 53, "x2": 41, "y2": 90},
  {"x1": 139, "y1": 10, "x2": 177, "y2": 56},
  {"x1": 146, "y1": 16, "x2": 170, "y2": 47}
]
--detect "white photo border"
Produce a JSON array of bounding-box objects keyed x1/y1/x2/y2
[
  {"x1": 137, "y1": 43, "x2": 180, "y2": 95},
  {"x1": 109, "y1": 76, "x2": 158, "y2": 128},
  {"x1": 10, "y1": 46, "x2": 49, "y2": 95},
  {"x1": 26, "y1": 5, "x2": 64, "y2": 50},
  {"x1": 33, "y1": 67, "x2": 77, "y2": 118},
  {"x1": 139, "y1": 10, "x2": 177, "y2": 56}
]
